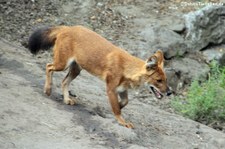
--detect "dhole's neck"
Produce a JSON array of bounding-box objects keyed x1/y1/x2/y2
[{"x1": 123, "y1": 57, "x2": 147, "y2": 88}]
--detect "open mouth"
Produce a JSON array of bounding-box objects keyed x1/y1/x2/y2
[{"x1": 150, "y1": 86, "x2": 163, "y2": 99}]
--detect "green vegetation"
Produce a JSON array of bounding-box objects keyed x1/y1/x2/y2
[{"x1": 172, "y1": 63, "x2": 225, "y2": 124}]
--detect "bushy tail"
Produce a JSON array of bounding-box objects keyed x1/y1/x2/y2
[{"x1": 28, "y1": 26, "x2": 63, "y2": 54}]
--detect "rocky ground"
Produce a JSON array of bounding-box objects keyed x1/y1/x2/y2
[{"x1": 0, "y1": 0, "x2": 225, "y2": 148}]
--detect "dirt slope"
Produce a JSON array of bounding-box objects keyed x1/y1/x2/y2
[{"x1": 1, "y1": 38, "x2": 225, "y2": 149}]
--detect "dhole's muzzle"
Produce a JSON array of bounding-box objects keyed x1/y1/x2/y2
[
  {"x1": 145, "y1": 50, "x2": 172, "y2": 99},
  {"x1": 149, "y1": 85, "x2": 172, "y2": 99}
]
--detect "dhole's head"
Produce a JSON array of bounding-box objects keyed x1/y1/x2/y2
[{"x1": 143, "y1": 50, "x2": 172, "y2": 99}]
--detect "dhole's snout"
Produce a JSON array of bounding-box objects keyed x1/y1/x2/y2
[
  {"x1": 166, "y1": 87, "x2": 172, "y2": 96},
  {"x1": 149, "y1": 85, "x2": 172, "y2": 99}
]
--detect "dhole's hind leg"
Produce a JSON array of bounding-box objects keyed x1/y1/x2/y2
[
  {"x1": 62, "y1": 61, "x2": 81, "y2": 105},
  {"x1": 44, "y1": 62, "x2": 66, "y2": 96},
  {"x1": 44, "y1": 63, "x2": 55, "y2": 96},
  {"x1": 44, "y1": 57, "x2": 68, "y2": 96}
]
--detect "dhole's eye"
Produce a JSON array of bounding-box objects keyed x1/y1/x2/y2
[{"x1": 157, "y1": 79, "x2": 162, "y2": 83}]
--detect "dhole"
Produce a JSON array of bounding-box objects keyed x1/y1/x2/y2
[{"x1": 28, "y1": 26, "x2": 172, "y2": 128}]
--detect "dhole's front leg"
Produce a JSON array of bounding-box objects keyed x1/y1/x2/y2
[{"x1": 106, "y1": 79, "x2": 134, "y2": 128}]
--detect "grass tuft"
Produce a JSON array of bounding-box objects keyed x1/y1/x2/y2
[{"x1": 172, "y1": 62, "x2": 225, "y2": 124}]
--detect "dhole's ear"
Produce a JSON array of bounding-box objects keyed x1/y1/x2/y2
[
  {"x1": 154, "y1": 50, "x2": 164, "y2": 68},
  {"x1": 146, "y1": 56, "x2": 157, "y2": 71},
  {"x1": 146, "y1": 50, "x2": 164, "y2": 71}
]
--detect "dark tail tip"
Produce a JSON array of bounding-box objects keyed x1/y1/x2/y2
[{"x1": 28, "y1": 27, "x2": 54, "y2": 54}]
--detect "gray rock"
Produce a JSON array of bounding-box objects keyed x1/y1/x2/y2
[
  {"x1": 161, "y1": 5, "x2": 225, "y2": 90},
  {"x1": 151, "y1": 27, "x2": 188, "y2": 59},
  {"x1": 202, "y1": 47, "x2": 225, "y2": 65},
  {"x1": 166, "y1": 57, "x2": 210, "y2": 91},
  {"x1": 137, "y1": 25, "x2": 188, "y2": 59},
  {"x1": 142, "y1": 6, "x2": 225, "y2": 60},
  {"x1": 184, "y1": 6, "x2": 225, "y2": 51},
  {"x1": 167, "y1": 18, "x2": 185, "y2": 33},
  {"x1": 165, "y1": 68, "x2": 182, "y2": 92},
  {"x1": 168, "y1": 23, "x2": 185, "y2": 33}
]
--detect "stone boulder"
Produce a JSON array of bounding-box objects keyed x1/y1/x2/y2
[
  {"x1": 184, "y1": 5, "x2": 225, "y2": 51},
  {"x1": 151, "y1": 27, "x2": 188, "y2": 59},
  {"x1": 161, "y1": 5, "x2": 225, "y2": 92},
  {"x1": 166, "y1": 57, "x2": 210, "y2": 92},
  {"x1": 202, "y1": 47, "x2": 225, "y2": 66},
  {"x1": 147, "y1": 6, "x2": 225, "y2": 60}
]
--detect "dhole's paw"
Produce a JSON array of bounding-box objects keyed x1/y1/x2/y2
[
  {"x1": 44, "y1": 87, "x2": 51, "y2": 96},
  {"x1": 124, "y1": 122, "x2": 134, "y2": 129},
  {"x1": 64, "y1": 98, "x2": 76, "y2": 105},
  {"x1": 119, "y1": 122, "x2": 134, "y2": 128}
]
